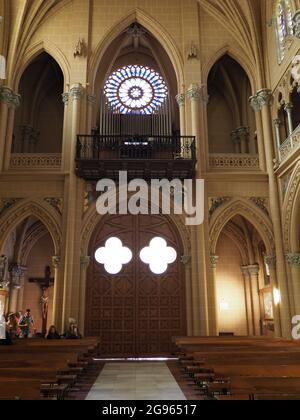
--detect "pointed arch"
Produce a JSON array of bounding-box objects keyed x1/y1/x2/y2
[
  {"x1": 0, "y1": 199, "x2": 62, "y2": 256},
  {"x1": 89, "y1": 8, "x2": 184, "y2": 90},
  {"x1": 203, "y1": 46, "x2": 256, "y2": 92},
  {"x1": 210, "y1": 198, "x2": 275, "y2": 255},
  {"x1": 13, "y1": 41, "x2": 70, "y2": 91}
]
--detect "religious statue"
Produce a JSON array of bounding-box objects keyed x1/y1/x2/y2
[
  {"x1": 187, "y1": 42, "x2": 198, "y2": 60},
  {"x1": 41, "y1": 287, "x2": 49, "y2": 323}
]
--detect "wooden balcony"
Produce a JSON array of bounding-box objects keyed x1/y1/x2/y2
[{"x1": 75, "y1": 135, "x2": 197, "y2": 181}]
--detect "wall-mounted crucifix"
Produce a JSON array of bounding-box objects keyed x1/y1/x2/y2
[{"x1": 29, "y1": 266, "x2": 54, "y2": 336}]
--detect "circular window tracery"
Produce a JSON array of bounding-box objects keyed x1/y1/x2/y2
[{"x1": 104, "y1": 65, "x2": 168, "y2": 115}]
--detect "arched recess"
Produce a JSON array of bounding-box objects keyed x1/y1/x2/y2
[
  {"x1": 283, "y1": 163, "x2": 300, "y2": 252},
  {"x1": 210, "y1": 198, "x2": 275, "y2": 255},
  {"x1": 206, "y1": 53, "x2": 257, "y2": 154},
  {"x1": 0, "y1": 199, "x2": 62, "y2": 256},
  {"x1": 89, "y1": 8, "x2": 184, "y2": 91},
  {"x1": 14, "y1": 41, "x2": 71, "y2": 92}
]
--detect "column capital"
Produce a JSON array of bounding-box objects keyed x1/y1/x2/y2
[
  {"x1": 274, "y1": 118, "x2": 282, "y2": 127},
  {"x1": 286, "y1": 253, "x2": 300, "y2": 266},
  {"x1": 187, "y1": 84, "x2": 209, "y2": 104},
  {"x1": 256, "y1": 89, "x2": 273, "y2": 107},
  {"x1": 284, "y1": 103, "x2": 294, "y2": 112},
  {"x1": 176, "y1": 93, "x2": 185, "y2": 107},
  {"x1": 293, "y1": 11, "x2": 300, "y2": 39},
  {"x1": 265, "y1": 255, "x2": 277, "y2": 268},
  {"x1": 62, "y1": 92, "x2": 70, "y2": 106},
  {"x1": 0, "y1": 86, "x2": 21, "y2": 109},
  {"x1": 81, "y1": 256, "x2": 91, "y2": 269},
  {"x1": 231, "y1": 129, "x2": 241, "y2": 144},
  {"x1": 52, "y1": 256, "x2": 61, "y2": 269},
  {"x1": 70, "y1": 84, "x2": 84, "y2": 101},
  {"x1": 210, "y1": 255, "x2": 219, "y2": 269},
  {"x1": 87, "y1": 94, "x2": 96, "y2": 106},
  {"x1": 236, "y1": 126, "x2": 250, "y2": 138},
  {"x1": 249, "y1": 95, "x2": 261, "y2": 112},
  {"x1": 247, "y1": 264, "x2": 260, "y2": 276},
  {"x1": 9, "y1": 263, "x2": 26, "y2": 290}
]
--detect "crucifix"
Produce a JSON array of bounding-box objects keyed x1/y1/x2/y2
[{"x1": 29, "y1": 266, "x2": 54, "y2": 336}]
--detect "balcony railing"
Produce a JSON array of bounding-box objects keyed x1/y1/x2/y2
[
  {"x1": 10, "y1": 153, "x2": 62, "y2": 170},
  {"x1": 209, "y1": 153, "x2": 260, "y2": 170},
  {"x1": 279, "y1": 125, "x2": 300, "y2": 163},
  {"x1": 75, "y1": 135, "x2": 197, "y2": 181}
]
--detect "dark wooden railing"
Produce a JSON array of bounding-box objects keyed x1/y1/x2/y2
[{"x1": 76, "y1": 135, "x2": 196, "y2": 161}]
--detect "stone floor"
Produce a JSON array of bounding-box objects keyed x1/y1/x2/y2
[{"x1": 86, "y1": 362, "x2": 187, "y2": 401}]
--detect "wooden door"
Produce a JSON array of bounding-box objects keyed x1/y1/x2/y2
[{"x1": 85, "y1": 214, "x2": 186, "y2": 356}]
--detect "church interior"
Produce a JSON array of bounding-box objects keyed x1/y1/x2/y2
[{"x1": 0, "y1": 0, "x2": 300, "y2": 401}]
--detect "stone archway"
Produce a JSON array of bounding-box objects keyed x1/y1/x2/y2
[{"x1": 85, "y1": 213, "x2": 187, "y2": 356}]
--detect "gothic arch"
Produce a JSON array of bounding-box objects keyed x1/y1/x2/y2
[
  {"x1": 19, "y1": 222, "x2": 49, "y2": 266},
  {"x1": 283, "y1": 162, "x2": 300, "y2": 252},
  {"x1": 0, "y1": 199, "x2": 62, "y2": 256},
  {"x1": 13, "y1": 41, "x2": 70, "y2": 92},
  {"x1": 210, "y1": 198, "x2": 275, "y2": 255},
  {"x1": 89, "y1": 8, "x2": 184, "y2": 91},
  {"x1": 203, "y1": 46, "x2": 256, "y2": 92}
]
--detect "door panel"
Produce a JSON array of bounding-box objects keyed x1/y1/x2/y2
[{"x1": 85, "y1": 214, "x2": 186, "y2": 356}]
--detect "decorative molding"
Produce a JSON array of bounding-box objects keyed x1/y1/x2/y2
[
  {"x1": 249, "y1": 89, "x2": 273, "y2": 112},
  {"x1": 247, "y1": 264, "x2": 260, "y2": 276},
  {"x1": 62, "y1": 92, "x2": 69, "y2": 106},
  {"x1": 81, "y1": 256, "x2": 91, "y2": 269},
  {"x1": 44, "y1": 198, "x2": 63, "y2": 215},
  {"x1": 175, "y1": 93, "x2": 185, "y2": 107},
  {"x1": 10, "y1": 154, "x2": 62, "y2": 170},
  {"x1": 0, "y1": 199, "x2": 21, "y2": 217},
  {"x1": 279, "y1": 125, "x2": 300, "y2": 162},
  {"x1": 180, "y1": 255, "x2": 191, "y2": 266},
  {"x1": 87, "y1": 94, "x2": 96, "y2": 105},
  {"x1": 0, "y1": 86, "x2": 21, "y2": 108},
  {"x1": 209, "y1": 154, "x2": 260, "y2": 170}
]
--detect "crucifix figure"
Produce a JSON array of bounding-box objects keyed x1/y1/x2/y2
[{"x1": 29, "y1": 266, "x2": 54, "y2": 336}]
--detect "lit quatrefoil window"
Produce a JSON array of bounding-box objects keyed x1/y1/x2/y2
[
  {"x1": 140, "y1": 237, "x2": 177, "y2": 275},
  {"x1": 104, "y1": 65, "x2": 168, "y2": 115},
  {"x1": 95, "y1": 237, "x2": 133, "y2": 275}
]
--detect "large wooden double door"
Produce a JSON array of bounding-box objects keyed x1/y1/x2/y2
[{"x1": 85, "y1": 214, "x2": 186, "y2": 356}]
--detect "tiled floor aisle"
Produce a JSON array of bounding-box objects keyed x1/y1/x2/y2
[{"x1": 86, "y1": 362, "x2": 187, "y2": 401}]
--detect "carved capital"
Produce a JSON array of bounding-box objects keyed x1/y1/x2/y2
[
  {"x1": 293, "y1": 11, "x2": 300, "y2": 39},
  {"x1": 231, "y1": 129, "x2": 241, "y2": 144},
  {"x1": 0, "y1": 86, "x2": 21, "y2": 108},
  {"x1": 210, "y1": 255, "x2": 219, "y2": 269},
  {"x1": 87, "y1": 94, "x2": 96, "y2": 106},
  {"x1": 286, "y1": 253, "x2": 300, "y2": 266},
  {"x1": 52, "y1": 256, "x2": 61, "y2": 269},
  {"x1": 256, "y1": 89, "x2": 273, "y2": 107},
  {"x1": 176, "y1": 93, "x2": 185, "y2": 107},
  {"x1": 265, "y1": 255, "x2": 277, "y2": 269},
  {"x1": 236, "y1": 126, "x2": 250, "y2": 139},
  {"x1": 62, "y1": 93, "x2": 70, "y2": 106},
  {"x1": 284, "y1": 103, "x2": 294, "y2": 114},
  {"x1": 187, "y1": 84, "x2": 209, "y2": 104},
  {"x1": 9, "y1": 263, "x2": 26, "y2": 290},
  {"x1": 247, "y1": 264, "x2": 260, "y2": 277},
  {"x1": 81, "y1": 256, "x2": 91, "y2": 269},
  {"x1": 181, "y1": 255, "x2": 191, "y2": 266},
  {"x1": 70, "y1": 84, "x2": 84, "y2": 101},
  {"x1": 249, "y1": 95, "x2": 261, "y2": 112},
  {"x1": 274, "y1": 118, "x2": 282, "y2": 127}
]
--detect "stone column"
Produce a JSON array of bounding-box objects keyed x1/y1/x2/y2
[
  {"x1": 273, "y1": 119, "x2": 282, "y2": 153},
  {"x1": 187, "y1": 84, "x2": 201, "y2": 146},
  {"x1": 265, "y1": 255, "x2": 282, "y2": 337},
  {"x1": 176, "y1": 93, "x2": 186, "y2": 136},
  {"x1": 78, "y1": 256, "x2": 91, "y2": 335},
  {"x1": 231, "y1": 129, "x2": 241, "y2": 154},
  {"x1": 209, "y1": 255, "x2": 219, "y2": 336},
  {"x1": 87, "y1": 94, "x2": 96, "y2": 135},
  {"x1": 250, "y1": 99, "x2": 266, "y2": 171},
  {"x1": 0, "y1": 87, "x2": 21, "y2": 171},
  {"x1": 284, "y1": 103, "x2": 294, "y2": 136},
  {"x1": 247, "y1": 265, "x2": 261, "y2": 336},
  {"x1": 241, "y1": 266, "x2": 254, "y2": 336},
  {"x1": 286, "y1": 254, "x2": 300, "y2": 316},
  {"x1": 237, "y1": 127, "x2": 249, "y2": 154},
  {"x1": 8, "y1": 264, "x2": 25, "y2": 314},
  {"x1": 61, "y1": 92, "x2": 70, "y2": 170},
  {"x1": 51, "y1": 256, "x2": 63, "y2": 332},
  {"x1": 250, "y1": 89, "x2": 291, "y2": 338}
]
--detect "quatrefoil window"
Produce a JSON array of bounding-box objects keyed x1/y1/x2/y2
[
  {"x1": 140, "y1": 237, "x2": 177, "y2": 275},
  {"x1": 95, "y1": 237, "x2": 132, "y2": 275}
]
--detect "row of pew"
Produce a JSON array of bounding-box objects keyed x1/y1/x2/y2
[
  {"x1": 0, "y1": 338, "x2": 101, "y2": 400},
  {"x1": 174, "y1": 336, "x2": 300, "y2": 400}
]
